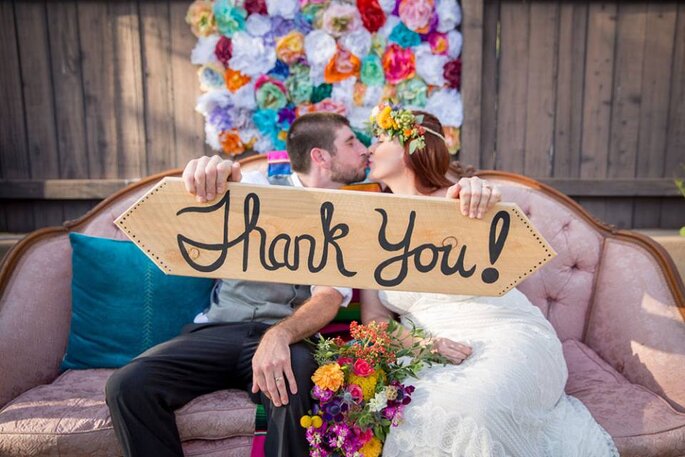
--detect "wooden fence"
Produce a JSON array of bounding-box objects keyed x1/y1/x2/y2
[{"x1": 1, "y1": 0, "x2": 684, "y2": 233}]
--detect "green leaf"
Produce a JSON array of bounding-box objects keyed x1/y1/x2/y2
[
  {"x1": 409, "y1": 140, "x2": 418, "y2": 154},
  {"x1": 680, "y1": 226, "x2": 685, "y2": 237}
]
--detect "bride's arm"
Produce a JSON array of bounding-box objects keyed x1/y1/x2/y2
[{"x1": 361, "y1": 289, "x2": 472, "y2": 364}]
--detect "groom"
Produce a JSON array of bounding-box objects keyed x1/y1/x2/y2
[{"x1": 106, "y1": 112, "x2": 501, "y2": 457}]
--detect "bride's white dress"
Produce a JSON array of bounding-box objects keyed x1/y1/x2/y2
[{"x1": 379, "y1": 288, "x2": 619, "y2": 457}]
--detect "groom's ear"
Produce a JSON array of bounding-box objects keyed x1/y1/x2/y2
[{"x1": 310, "y1": 147, "x2": 332, "y2": 170}]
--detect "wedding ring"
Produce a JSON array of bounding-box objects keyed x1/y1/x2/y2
[{"x1": 275, "y1": 376, "x2": 283, "y2": 382}]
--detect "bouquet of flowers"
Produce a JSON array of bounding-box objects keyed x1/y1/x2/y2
[{"x1": 300, "y1": 320, "x2": 446, "y2": 457}]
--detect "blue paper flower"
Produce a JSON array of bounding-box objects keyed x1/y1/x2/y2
[
  {"x1": 213, "y1": 0, "x2": 247, "y2": 37},
  {"x1": 389, "y1": 22, "x2": 421, "y2": 48}
]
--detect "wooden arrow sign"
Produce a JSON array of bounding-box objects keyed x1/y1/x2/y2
[{"x1": 115, "y1": 178, "x2": 556, "y2": 296}]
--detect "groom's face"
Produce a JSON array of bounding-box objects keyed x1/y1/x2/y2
[{"x1": 328, "y1": 125, "x2": 369, "y2": 185}]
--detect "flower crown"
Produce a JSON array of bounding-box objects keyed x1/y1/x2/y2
[{"x1": 369, "y1": 104, "x2": 446, "y2": 154}]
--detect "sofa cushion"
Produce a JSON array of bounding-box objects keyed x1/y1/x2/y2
[
  {"x1": 0, "y1": 369, "x2": 256, "y2": 457},
  {"x1": 62, "y1": 233, "x2": 215, "y2": 370},
  {"x1": 563, "y1": 339, "x2": 685, "y2": 457}
]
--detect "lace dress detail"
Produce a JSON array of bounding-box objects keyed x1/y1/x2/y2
[{"x1": 378, "y1": 288, "x2": 619, "y2": 457}]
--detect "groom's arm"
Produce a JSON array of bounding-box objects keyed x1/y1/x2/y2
[{"x1": 251, "y1": 287, "x2": 344, "y2": 407}]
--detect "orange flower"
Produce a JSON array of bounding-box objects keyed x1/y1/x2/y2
[
  {"x1": 311, "y1": 363, "x2": 344, "y2": 392},
  {"x1": 359, "y1": 436, "x2": 382, "y2": 457},
  {"x1": 324, "y1": 47, "x2": 361, "y2": 84},
  {"x1": 224, "y1": 68, "x2": 250, "y2": 92},
  {"x1": 220, "y1": 130, "x2": 245, "y2": 156}
]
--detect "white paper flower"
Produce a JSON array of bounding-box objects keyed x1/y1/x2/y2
[
  {"x1": 229, "y1": 32, "x2": 276, "y2": 77},
  {"x1": 253, "y1": 134, "x2": 274, "y2": 153},
  {"x1": 229, "y1": 81, "x2": 257, "y2": 110},
  {"x1": 348, "y1": 106, "x2": 371, "y2": 130},
  {"x1": 245, "y1": 14, "x2": 272, "y2": 37},
  {"x1": 195, "y1": 89, "x2": 232, "y2": 116},
  {"x1": 436, "y1": 0, "x2": 462, "y2": 33},
  {"x1": 340, "y1": 28, "x2": 372, "y2": 59},
  {"x1": 446, "y1": 30, "x2": 463, "y2": 58},
  {"x1": 425, "y1": 88, "x2": 463, "y2": 127},
  {"x1": 378, "y1": 0, "x2": 397, "y2": 14},
  {"x1": 363, "y1": 84, "x2": 383, "y2": 106},
  {"x1": 309, "y1": 64, "x2": 326, "y2": 86},
  {"x1": 415, "y1": 43, "x2": 448, "y2": 86},
  {"x1": 266, "y1": 0, "x2": 298, "y2": 19},
  {"x1": 204, "y1": 123, "x2": 222, "y2": 150},
  {"x1": 331, "y1": 77, "x2": 356, "y2": 111},
  {"x1": 377, "y1": 15, "x2": 400, "y2": 39},
  {"x1": 191, "y1": 35, "x2": 221, "y2": 65},
  {"x1": 304, "y1": 30, "x2": 337, "y2": 66}
]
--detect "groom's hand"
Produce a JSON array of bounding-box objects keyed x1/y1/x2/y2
[
  {"x1": 446, "y1": 177, "x2": 502, "y2": 219},
  {"x1": 251, "y1": 327, "x2": 297, "y2": 408},
  {"x1": 182, "y1": 155, "x2": 242, "y2": 203}
]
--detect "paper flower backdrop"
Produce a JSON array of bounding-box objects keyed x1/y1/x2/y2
[{"x1": 186, "y1": 0, "x2": 463, "y2": 156}]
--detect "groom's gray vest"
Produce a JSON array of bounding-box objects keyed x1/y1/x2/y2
[{"x1": 202, "y1": 173, "x2": 312, "y2": 325}]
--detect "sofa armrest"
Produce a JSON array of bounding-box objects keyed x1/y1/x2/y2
[
  {"x1": 0, "y1": 230, "x2": 73, "y2": 408},
  {"x1": 585, "y1": 234, "x2": 685, "y2": 412}
]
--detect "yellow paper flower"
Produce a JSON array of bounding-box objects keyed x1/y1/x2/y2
[
  {"x1": 359, "y1": 436, "x2": 382, "y2": 457},
  {"x1": 276, "y1": 31, "x2": 305, "y2": 65},
  {"x1": 300, "y1": 415, "x2": 313, "y2": 428},
  {"x1": 312, "y1": 363, "x2": 344, "y2": 392},
  {"x1": 185, "y1": 0, "x2": 215, "y2": 37}
]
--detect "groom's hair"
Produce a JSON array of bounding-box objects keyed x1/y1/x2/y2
[{"x1": 287, "y1": 113, "x2": 351, "y2": 173}]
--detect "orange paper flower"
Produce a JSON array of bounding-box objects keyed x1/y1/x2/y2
[
  {"x1": 220, "y1": 129, "x2": 245, "y2": 156},
  {"x1": 324, "y1": 47, "x2": 361, "y2": 84},
  {"x1": 224, "y1": 68, "x2": 251, "y2": 92}
]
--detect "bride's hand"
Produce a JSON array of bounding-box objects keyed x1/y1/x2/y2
[{"x1": 431, "y1": 337, "x2": 472, "y2": 364}]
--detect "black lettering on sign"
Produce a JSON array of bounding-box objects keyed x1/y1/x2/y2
[{"x1": 176, "y1": 192, "x2": 357, "y2": 277}]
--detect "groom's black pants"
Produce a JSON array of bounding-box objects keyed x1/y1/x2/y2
[{"x1": 105, "y1": 321, "x2": 316, "y2": 457}]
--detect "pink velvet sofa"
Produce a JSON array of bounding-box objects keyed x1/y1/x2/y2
[{"x1": 0, "y1": 155, "x2": 684, "y2": 456}]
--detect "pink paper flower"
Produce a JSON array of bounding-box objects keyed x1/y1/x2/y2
[
  {"x1": 398, "y1": 0, "x2": 435, "y2": 33},
  {"x1": 382, "y1": 43, "x2": 416, "y2": 84}
]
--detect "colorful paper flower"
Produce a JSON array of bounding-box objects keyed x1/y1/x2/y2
[
  {"x1": 285, "y1": 67, "x2": 314, "y2": 105},
  {"x1": 398, "y1": 0, "x2": 435, "y2": 33},
  {"x1": 255, "y1": 75, "x2": 289, "y2": 110},
  {"x1": 360, "y1": 54, "x2": 385, "y2": 86},
  {"x1": 185, "y1": 0, "x2": 216, "y2": 38},
  {"x1": 191, "y1": 35, "x2": 221, "y2": 65},
  {"x1": 446, "y1": 29, "x2": 463, "y2": 58},
  {"x1": 198, "y1": 62, "x2": 226, "y2": 91},
  {"x1": 208, "y1": 105, "x2": 234, "y2": 130},
  {"x1": 427, "y1": 31, "x2": 449, "y2": 55},
  {"x1": 357, "y1": 0, "x2": 387, "y2": 33},
  {"x1": 340, "y1": 28, "x2": 372, "y2": 59},
  {"x1": 370, "y1": 34, "x2": 387, "y2": 57},
  {"x1": 214, "y1": 36, "x2": 232, "y2": 67},
  {"x1": 276, "y1": 31, "x2": 305, "y2": 64},
  {"x1": 304, "y1": 30, "x2": 337, "y2": 67},
  {"x1": 244, "y1": 0, "x2": 267, "y2": 15},
  {"x1": 415, "y1": 44, "x2": 448, "y2": 85},
  {"x1": 443, "y1": 125, "x2": 461, "y2": 154},
  {"x1": 443, "y1": 57, "x2": 461, "y2": 89},
  {"x1": 311, "y1": 83, "x2": 333, "y2": 103},
  {"x1": 324, "y1": 47, "x2": 361, "y2": 83},
  {"x1": 322, "y1": 2, "x2": 362, "y2": 37},
  {"x1": 213, "y1": 0, "x2": 247, "y2": 37},
  {"x1": 224, "y1": 68, "x2": 251, "y2": 92},
  {"x1": 229, "y1": 32, "x2": 276, "y2": 77},
  {"x1": 245, "y1": 13, "x2": 271, "y2": 36},
  {"x1": 389, "y1": 21, "x2": 421, "y2": 48},
  {"x1": 425, "y1": 87, "x2": 463, "y2": 126},
  {"x1": 397, "y1": 77, "x2": 428, "y2": 107},
  {"x1": 219, "y1": 129, "x2": 245, "y2": 156},
  {"x1": 382, "y1": 43, "x2": 416, "y2": 84},
  {"x1": 267, "y1": 0, "x2": 299, "y2": 19}
]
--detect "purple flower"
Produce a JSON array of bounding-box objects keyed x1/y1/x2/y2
[
  {"x1": 278, "y1": 106, "x2": 296, "y2": 126},
  {"x1": 294, "y1": 12, "x2": 313, "y2": 34},
  {"x1": 272, "y1": 16, "x2": 295, "y2": 37},
  {"x1": 208, "y1": 105, "x2": 234, "y2": 130},
  {"x1": 322, "y1": 397, "x2": 348, "y2": 422},
  {"x1": 312, "y1": 385, "x2": 334, "y2": 403}
]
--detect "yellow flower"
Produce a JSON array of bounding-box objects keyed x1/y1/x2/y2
[
  {"x1": 376, "y1": 106, "x2": 395, "y2": 130},
  {"x1": 300, "y1": 415, "x2": 312, "y2": 428},
  {"x1": 276, "y1": 31, "x2": 305, "y2": 65},
  {"x1": 348, "y1": 368, "x2": 385, "y2": 401},
  {"x1": 359, "y1": 436, "x2": 382, "y2": 457},
  {"x1": 311, "y1": 416, "x2": 323, "y2": 428},
  {"x1": 312, "y1": 363, "x2": 344, "y2": 392}
]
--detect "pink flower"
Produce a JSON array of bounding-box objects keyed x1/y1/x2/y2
[
  {"x1": 398, "y1": 0, "x2": 435, "y2": 33},
  {"x1": 322, "y1": 2, "x2": 361, "y2": 37},
  {"x1": 337, "y1": 357, "x2": 354, "y2": 366},
  {"x1": 347, "y1": 384, "x2": 364, "y2": 403},
  {"x1": 427, "y1": 32, "x2": 449, "y2": 55},
  {"x1": 382, "y1": 44, "x2": 416, "y2": 84},
  {"x1": 352, "y1": 359, "x2": 375, "y2": 377}
]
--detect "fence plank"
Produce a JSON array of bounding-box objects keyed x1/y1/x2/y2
[
  {"x1": 578, "y1": 3, "x2": 617, "y2": 225},
  {"x1": 661, "y1": 3, "x2": 685, "y2": 229},
  {"x1": 141, "y1": 1, "x2": 176, "y2": 174},
  {"x1": 112, "y1": 1, "x2": 146, "y2": 178},
  {"x1": 0, "y1": 1, "x2": 33, "y2": 231},
  {"x1": 14, "y1": 1, "x2": 64, "y2": 228},
  {"x1": 553, "y1": 2, "x2": 587, "y2": 179},
  {"x1": 460, "y1": 0, "x2": 483, "y2": 169},
  {"x1": 524, "y1": 1, "x2": 558, "y2": 177},
  {"x1": 495, "y1": 0, "x2": 529, "y2": 174},
  {"x1": 479, "y1": 0, "x2": 499, "y2": 170},
  {"x1": 633, "y1": 3, "x2": 677, "y2": 228},
  {"x1": 605, "y1": 3, "x2": 646, "y2": 228}
]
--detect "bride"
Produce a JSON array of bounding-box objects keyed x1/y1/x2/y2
[{"x1": 361, "y1": 106, "x2": 619, "y2": 457}]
